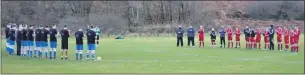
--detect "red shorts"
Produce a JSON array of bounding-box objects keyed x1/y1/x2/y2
[
  {"x1": 199, "y1": 37, "x2": 204, "y2": 41},
  {"x1": 245, "y1": 37, "x2": 249, "y2": 42},
  {"x1": 211, "y1": 40, "x2": 215, "y2": 42},
  {"x1": 251, "y1": 37, "x2": 255, "y2": 42},
  {"x1": 228, "y1": 35, "x2": 233, "y2": 40},
  {"x1": 277, "y1": 38, "x2": 282, "y2": 42},
  {"x1": 256, "y1": 38, "x2": 261, "y2": 43},
  {"x1": 235, "y1": 37, "x2": 240, "y2": 41},
  {"x1": 290, "y1": 39, "x2": 295, "y2": 45}
]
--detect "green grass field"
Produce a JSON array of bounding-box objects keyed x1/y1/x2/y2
[{"x1": 1, "y1": 35, "x2": 304, "y2": 73}]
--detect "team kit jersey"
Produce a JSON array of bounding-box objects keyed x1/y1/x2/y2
[
  {"x1": 21, "y1": 29, "x2": 28, "y2": 46},
  {"x1": 75, "y1": 31, "x2": 84, "y2": 50},
  {"x1": 284, "y1": 29, "x2": 289, "y2": 44},
  {"x1": 49, "y1": 28, "x2": 58, "y2": 48},
  {"x1": 210, "y1": 31, "x2": 216, "y2": 41},
  {"x1": 276, "y1": 27, "x2": 283, "y2": 42},
  {"x1": 61, "y1": 29, "x2": 70, "y2": 49},
  {"x1": 244, "y1": 28, "x2": 250, "y2": 42},
  {"x1": 290, "y1": 30, "x2": 295, "y2": 45},
  {"x1": 250, "y1": 30, "x2": 256, "y2": 42},
  {"x1": 264, "y1": 30, "x2": 269, "y2": 43},
  {"x1": 41, "y1": 28, "x2": 49, "y2": 47},
  {"x1": 235, "y1": 29, "x2": 241, "y2": 41},
  {"x1": 87, "y1": 30, "x2": 96, "y2": 50},
  {"x1": 198, "y1": 28, "x2": 204, "y2": 41},
  {"x1": 255, "y1": 29, "x2": 261, "y2": 43},
  {"x1": 27, "y1": 29, "x2": 34, "y2": 46},
  {"x1": 35, "y1": 29, "x2": 42, "y2": 47},
  {"x1": 227, "y1": 28, "x2": 233, "y2": 40}
]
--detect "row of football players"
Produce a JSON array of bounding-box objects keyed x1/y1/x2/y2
[
  {"x1": 195, "y1": 25, "x2": 300, "y2": 53},
  {"x1": 5, "y1": 23, "x2": 101, "y2": 60}
]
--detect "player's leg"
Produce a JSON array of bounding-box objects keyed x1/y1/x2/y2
[
  {"x1": 187, "y1": 37, "x2": 191, "y2": 47},
  {"x1": 76, "y1": 45, "x2": 80, "y2": 60},
  {"x1": 79, "y1": 45, "x2": 84, "y2": 60},
  {"x1": 176, "y1": 37, "x2": 180, "y2": 47},
  {"x1": 91, "y1": 44, "x2": 96, "y2": 61},
  {"x1": 191, "y1": 37, "x2": 195, "y2": 47},
  {"x1": 86, "y1": 44, "x2": 91, "y2": 60}
]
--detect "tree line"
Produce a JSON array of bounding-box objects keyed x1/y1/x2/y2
[{"x1": 2, "y1": 1, "x2": 304, "y2": 36}]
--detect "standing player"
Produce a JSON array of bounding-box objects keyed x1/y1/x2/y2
[
  {"x1": 35, "y1": 25, "x2": 43, "y2": 58},
  {"x1": 210, "y1": 28, "x2": 216, "y2": 48},
  {"x1": 17, "y1": 24, "x2": 23, "y2": 56},
  {"x1": 94, "y1": 26, "x2": 100, "y2": 46},
  {"x1": 27, "y1": 25, "x2": 35, "y2": 57},
  {"x1": 276, "y1": 26, "x2": 283, "y2": 51},
  {"x1": 244, "y1": 26, "x2": 250, "y2": 49},
  {"x1": 187, "y1": 26, "x2": 195, "y2": 47},
  {"x1": 5, "y1": 23, "x2": 11, "y2": 53},
  {"x1": 198, "y1": 25, "x2": 204, "y2": 48},
  {"x1": 294, "y1": 26, "x2": 300, "y2": 53},
  {"x1": 263, "y1": 28, "x2": 270, "y2": 50},
  {"x1": 255, "y1": 28, "x2": 262, "y2": 49},
  {"x1": 49, "y1": 25, "x2": 58, "y2": 59},
  {"x1": 75, "y1": 28, "x2": 84, "y2": 60},
  {"x1": 235, "y1": 27, "x2": 241, "y2": 48},
  {"x1": 9, "y1": 24, "x2": 17, "y2": 55},
  {"x1": 226, "y1": 25, "x2": 233, "y2": 48},
  {"x1": 269, "y1": 25, "x2": 275, "y2": 50},
  {"x1": 176, "y1": 26, "x2": 184, "y2": 47},
  {"x1": 283, "y1": 27, "x2": 289, "y2": 52},
  {"x1": 219, "y1": 26, "x2": 226, "y2": 48},
  {"x1": 60, "y1": 25, "x2": 70, "y2": 60},
  {"x1": 41, "y1": 26, "x2": 50, "y2": 58},
  {"x1": 21, "y1": 25, "x2": 28, "y2": 56},
  {"x1": 249, "y1": 28, "x2": 256, "y2": 49},
  {"x1": 86, "y1": 26, "x2": 96, "y2": 60},
  {"x1": 290, "y1": 28, "x2": 295, "y2": 52}
]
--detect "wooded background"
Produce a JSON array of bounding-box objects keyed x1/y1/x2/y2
[{"x1": 2, "y1": 1, "x2": 304, "y2": 36}]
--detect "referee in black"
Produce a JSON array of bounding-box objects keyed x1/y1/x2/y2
[
  {"x1": 269, "y1": 25, "x2": 275, "y2": 50},
  {"x1": 60, "y1": 25, "x2": 70, "y2": 60},
  {"x1": 16, "y1": 24, "x2": 22, "y2": 56}
]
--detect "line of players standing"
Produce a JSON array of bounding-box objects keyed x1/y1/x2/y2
[
  {"x1": 4, "y1": 23, "x2": 101, "y2": 60},
  {"x1": 175, "y1": 25, "x2": 300, "y2": 54}
]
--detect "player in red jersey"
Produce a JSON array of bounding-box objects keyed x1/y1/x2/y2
[
  {"x1": 289, "y1": 28, "x2": 295, "y2": 52},
  {"x1": 227, "y1": 25, "x2": 233, "y2": 48},
  {"x1": 263, "y1": 28, "x2": 270, "y2": 50},
  {"x1": 294, "y1": 26, "x2": 300, "y2": 53},
  {"x1": 255, "y1": 28, "x2": 262, "y2": 49},
  {"x1": 198, "y1": 25, "x2": 204, "y2": 48},
  {"x1": 235, "y1": 27, "x2": 241, "y2": 48},
  {"x1": 276, "y1": 26, "x2": 283, "y2": 51},
  {"x1": 283, "y1": 27, "x2": 290, "y2": 52}
]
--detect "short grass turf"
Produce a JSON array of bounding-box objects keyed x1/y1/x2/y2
[{"x1": 1, "y1": 35, "x2": 304, "y2": 73}]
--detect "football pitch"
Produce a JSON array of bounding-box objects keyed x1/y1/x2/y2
[{"x1": 1, "y1": 35, "x2": 304, "y2": 73}]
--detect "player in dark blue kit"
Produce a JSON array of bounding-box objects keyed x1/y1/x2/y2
[
  {"x1": 35, "y1": 25, "x2": 43, "y2": 58},
  {"x1": 60, "y1": 25, "x2": 70, "y2": 60},
  {"x1": 75, "y1": 28, "x2": 84, "y2": 60},
  {"x1": 41, "y1": 26, "x2": 50, "y2": 58},
  {"x1": 21, "y1": 25, "x2": 28, "y2": 56},
  {"x1": 5, "y1": 23, "x2": 11, "y2": 53},
  {"x1": 27, "y1": 25, "x2": 35, "y2": 57},
  {"x1": 86, "y1": 26, "x2": 96, "y2": 61},
  {"x1": 8, "y1": 25, "x2": 17, "y2": 55},
  {"x1": 49, "y1": 25, "x2": 58, "y2": 59}
]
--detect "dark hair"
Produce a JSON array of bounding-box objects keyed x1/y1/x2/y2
[
  {"x1": 30, "y1": 25, "x2": 33, "y2": 27},
  {"x1": 90, "y1": 25, "x2": 94, "y2": 28}
]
